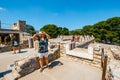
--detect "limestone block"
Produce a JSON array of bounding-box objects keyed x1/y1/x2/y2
[
  {"x1": 110, "y1": 47, "x2": 120, "y2": 60},
  {"x1": 4, "y1": 47, "x2": 60, "y2": 80},
  {"x1": 106, "y1": 59, "x2": 120, "y2": 80},
  {"x1": 34, "y1": 40, "x2": 39, "y2": 51}
]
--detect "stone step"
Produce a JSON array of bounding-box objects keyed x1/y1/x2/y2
[
  {"x1": 60, "y1": 48, "x2": 65, "y2": 50},
  {"x1": 60, "y1": 52, "x2": 65, "y2": 53},
  {"x1": 94, "y1": 52, "x2": 101, "y2": 56},
  {"x1": 94, "y1": 58, "x2": 101, "y2": 61},
  {"x1": 64, "y1": 54, "x2": 102, "y2": 69},
  {"x1": 60, "y1": 51, "x2": 65, "y2": 52},
  {"x1": 93, "y1": 62, "x2": 101, "y2": 65},
  {"x1": 60, "y1": 50, "x2": 65, "y2": 51},
  {"x1": 94, "y1": 55, "x2": 101, "y2": 60},
  {"x1": 60, "y1": 50, "x2": 65, "y2": 52},
  {"x1": 60, "y1": 49, "x2": 65, "y2": 51},
  {"x1": 60, "y1": 48, "x2": 65, "y2": 49},
  {"x1": 90, "y1": 63, "x2": 101, "y2": 69}
]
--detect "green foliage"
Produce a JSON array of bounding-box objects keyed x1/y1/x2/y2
[
  {"x1": 71, "y1": 17, "x2": 120, "y2": 44},
  {"x1": 95, "y1": 38, "x2": 101, "y2": 42},
  {"x1": 40, "y1": 24, "x2": 58, "y2": 38},
  {"x1": 25, "y1": 24, "x2": 36, "y2": 35},
  {"x1": 70, "y1": 29, "x2": 81, "y2": 35},
  {"x1": 81, "y1": 25, "x2": 93, "y2": 35},
  {"x1": 61, "y1": 27, "x2": 69, "y2": 35},
  {"x1": 39, "y1": 17, "x2": 120, "y2": 44},
  {"x1": 40, "y1": 24, "x2": 69, "y2": 38}
]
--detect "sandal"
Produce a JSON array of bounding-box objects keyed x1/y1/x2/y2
[{"x1": 40, "y1": 68, "x2": 43, "y2": 72}]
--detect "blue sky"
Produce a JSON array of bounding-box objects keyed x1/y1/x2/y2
[{"x1": 0, "y1": 0, "x2": 120, "y2": 30}]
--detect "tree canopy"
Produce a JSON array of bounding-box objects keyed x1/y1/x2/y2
[
  {"x1": 70, "y1": 17, "x2": 120, "y2": 44},
  {"x1": 40, "y1": 24, "x2": 69, "y2": 38},
  {"x1": 25, "y1": 24, "x2": 36, "y2": 35},
  {"x1": 39, "y1": 17, "x2": 120, "y2": 44}
]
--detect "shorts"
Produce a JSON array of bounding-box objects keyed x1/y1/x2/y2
[{"x1": 38, "y1": 52, "x2": 48, "y2": 58}]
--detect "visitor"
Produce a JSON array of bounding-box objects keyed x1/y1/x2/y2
[
  {"x1": 6, "y1": 35, "x2": 11, "y2": 45},
  {"x1": 32, "y1": 31, "x2": 50, "y2": 72},
  {"x1": 11, "y1": 34, "x2": 20, "y2": 54},
  {"x1": 71, "y1": 35, "x2": 75, "y2": 42}
]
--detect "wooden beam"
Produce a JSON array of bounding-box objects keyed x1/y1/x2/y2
[{"x1": 102, "y1": 55, "x2": 108, "y2": 80}]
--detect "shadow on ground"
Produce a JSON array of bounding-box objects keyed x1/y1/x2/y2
[
  {"x1": 0, "y1": 70, "x2": 12, "y2": 78},
  {"x1": 19, "y1": 50, "x2": 27, "y2": 53},
  {"x1": 50, "y1": 61, "x2": 63, "y2": 68}
]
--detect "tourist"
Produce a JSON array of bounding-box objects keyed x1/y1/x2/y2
[
  {"x1": 71, "y1": 35, "x2": 75, "y2": 42},
  {"x1": 11, "y1": 34, "x2": 20, "y2": 54},
  {"x1": 32, "y1": 31, "x2": 50, "y2": 72},
  {"x1": 6, "y1": 35, "x2": 11, "y2": 45}
]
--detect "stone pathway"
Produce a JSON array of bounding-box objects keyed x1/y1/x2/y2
[
  {"x1": 0, "y1": 48, "x2": 35, "y2": 78},
  {"x1": 0, "y1": 48, "x2": 102, "y2": 80},
  {"x1": 20, "y1": 56, "x2": 102, "y2": 80}
]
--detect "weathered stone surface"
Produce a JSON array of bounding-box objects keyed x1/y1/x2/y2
[
  {"x1": 110, "y1": 46, "x2": 120, "y2": 60},
  {"x1": 106, "y1": 59, "x2": 120, "y2": 80},
  {"x1": 0, "y1": 40, "x2": 29, "y2": 53},
  {"x1": 33, "y1": 40, "x2": 39, "y2": 51},
  {"x1": 65, "y1": 43, "x2": 94, "y2": 60},
  {"x1": 3, "y1": 47, "x2": 60, "y2": 80}
]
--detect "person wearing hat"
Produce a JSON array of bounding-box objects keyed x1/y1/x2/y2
[{"x1": 32, "y1": 31, "x2": 50, "y2": 72}]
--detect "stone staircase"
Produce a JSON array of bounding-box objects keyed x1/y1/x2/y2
[
  {"x1": 59, "y1": 42, "x2": 102, "y2": 69},
  {"x1": 64, "y1": 51, "x2": 102, "y2": 69},
  {"x1": 92, "y1": 51, "x2": 101, "y2": 68},
  {"x1": 60, "y1": 46, "x2": 102, "y2": 69}
]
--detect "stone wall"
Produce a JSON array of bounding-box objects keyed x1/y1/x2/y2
[
  {"x1": 106, "y1": 59, "x2": 120, "y2": 80},
  {"x1": 103, "y1": 46, "x2": 120, "y2": 80},
  {"x1": 110, "y1": 46, "x2": 120, "y2": 60},
  {"x1": 12, "y1": 20, "x2": 26, "y2": 31},
  {"x1": 0, "y1": 40, "x2": 29, "y2": 53},
  {"x1": 3, "y1": 46, "x2": 60, "y2": 80}
]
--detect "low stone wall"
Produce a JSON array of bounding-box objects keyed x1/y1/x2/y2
[
  {"x1": 106, "y1": 59, "x2": 120, "y2": 80},
  {"x1": 20, "y1": 40, "x2": 29, "y2": 49},
  {"x1": 3, "y1": 48, "x2": 60, "y2": 80},
  {"x1": 0, "y1": 45, "x2": 12, "y2": 53},
  {"x1": 110, "y1": 47, "x2": 120, "y2": 60},
  {"x1": 0, "y1": 40, "x2": 29, "y2": 53}
]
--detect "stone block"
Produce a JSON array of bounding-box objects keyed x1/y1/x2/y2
[
  {"x1": 106, "y1": 59, "x2": 120, "y2": 80},
  {"x1": 3, "y1": 48, "x2": 60, "y2": 80}
]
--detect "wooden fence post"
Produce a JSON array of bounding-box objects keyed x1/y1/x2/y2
[
  {"x1": 101, "y1": 48, "x2": 104, "y2": 67},
  {"x1": 0, "y1": 36, "x2": 1, "y2": 44},
  {"x1": 102, "y1": 55, "x2": 108, "y2": 80}
]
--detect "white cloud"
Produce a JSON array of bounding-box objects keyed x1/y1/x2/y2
[{"x1": 0, "y1": 7, "x2": 6, "y2": 11}]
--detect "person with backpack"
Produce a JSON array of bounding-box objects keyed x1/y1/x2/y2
[
  {"x1": 32, "y1": 31, "x2": 50, "y2": 72},
  {"x1": 6, "y1": 35, "x2": 11, "y2": 45},
  {"x1": 11, "y1": 34, "x2": 20, "y2": 54}
]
